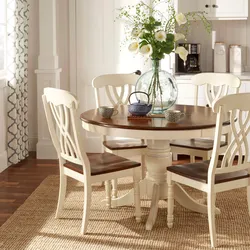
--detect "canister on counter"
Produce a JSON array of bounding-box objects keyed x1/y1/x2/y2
[
  {"x1": 229, "y1": 44, "x2": 242, "y2": 73},
  {"x1": 214, "y1": 42, "x2": 227, "y2": 72}
]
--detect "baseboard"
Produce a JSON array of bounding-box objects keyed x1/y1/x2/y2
[
  {"x1": 0, "y1": 150, "x2": 8, "y2": 173},
  {"x1": 36, "y1": 140, "x2": 57, "y2": 159},
  {"x1": 29, "y1": 136, "x2": 38, "y2": 151},
  {"x1": 244, "y1": 66, "x2": 250, "y2": 72}
]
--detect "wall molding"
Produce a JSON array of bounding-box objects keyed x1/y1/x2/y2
[
  {"x1": 29, "y1": 136, "x2": 38, "y2": 151},
  {"x1": 0, "y1": 78, "x2": 7, "y2": 172},
  {"x1": 0, "y1": 78, "x2": 7, "y2": 89},
  {"x1": 0, "y1": 150, "x2": 8, "y2": 173},
  {"x1": 69, "y1": 0, "x2": 77, "y2": 95},
  {"x1": 36, "y1": 0, "x2": 61, "y2": 159}
]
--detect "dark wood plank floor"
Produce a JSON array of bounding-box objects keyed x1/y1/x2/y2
[
  {"x1": 0, "y1": 152, "x2": 190, "y2": 227},
  {"x1": 0, "y1": 152, "x2": 59, "y2": 226}
]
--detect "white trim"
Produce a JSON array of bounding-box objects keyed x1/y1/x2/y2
[
  {"x1": 0, "y1": 150, "x2": 7, "y2": 173},
  {"x1": 36, "y1": 140, "x2": 57, "y2": 159},
  {"x1": 0, "y1": 78, "x2": 7, "y2": 171},
  {"x1": 69, "y1": 0, "x2": 77, "y2": 95},
  {"x1": 0, "y1": 78, "x2": 6, "y2": 88},
  {"x1": 36, "y1": 0, "x2": 61, "y2": 159},
  {"x1": 29, "y1": 136, "x2": 38, "y2": 151},
  {"x1": 35, "y1": 68, "x2": 62, "y2": 74}
]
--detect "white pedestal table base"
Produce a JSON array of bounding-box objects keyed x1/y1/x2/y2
[{"x1": 108, "y1": 139, "x2": 220, "y2": 230}]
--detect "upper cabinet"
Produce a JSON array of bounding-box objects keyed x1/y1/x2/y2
[{"x1": 177, "y1": 0, "x2": 248, "y2": 20}]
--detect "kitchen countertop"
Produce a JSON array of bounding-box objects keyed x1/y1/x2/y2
[{"x1": 175, "y1": 72, "x2": 250, "y2": 83}]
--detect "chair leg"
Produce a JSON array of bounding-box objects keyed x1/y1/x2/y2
[
  {"x1": 190, "y1": 155, "x2": 195, "y2": 163},
  {"x1": 55, "y1": 173, "x2": 67, "y2": 219},
  {"x1": 200, "y1": 155, "x2": 210, "y2": 204},
  {"x1": 81, "y1": 183, "x2": 92, "y2": 235},
  {"x1": 111, "y1": 179, "x2": 118, "y2": 199},
  {"x1": 133, "y1": 168, "x2": 141, "y2": 222},
  {"x1": 141, "y1": 154, "x2": 146, "y2": 179},
  {"x1": 105, "y1": 180, "x2": 111, "y2": 208},
  {"x1": 172, "y1": 153, "x2": 178, "y2": 161},
  {"x1": 167, "y1": 173, "x2": 174, "y2": 228},
  {"x1": 247, "y1": 186, "x2": 250, "y2": 216},
  {"x1": 207, "y1": 192, "x2": 217, "y2": 248}
]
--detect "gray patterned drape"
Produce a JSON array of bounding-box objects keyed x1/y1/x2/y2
[{"x1": 7, "y1": 0, "x2": 29, "y2": 165}]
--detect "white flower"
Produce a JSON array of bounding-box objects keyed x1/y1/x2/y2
[
  {"x1": 174, "y1": 33, "x2": 185, "y2": 41},
  {"x1": 131, "y1": 28, "x2": 140, "y2": 38},
  {"x1": 139, "y1": 44, "x2": 153, "y2": 57},
  {"x1": 175, "y1": 13, "x2": 187, "y2": 26},
  {"x1": 175, "y1": 46, "x2": 188, "y2": 62},
  {"x1": 128, "y1": 42, "x2": 139, "y2": 53},
  {"x1": 155, "y1": 30, "x2": 166, "y2": 42},
  {"x1": 139, "y1": 29, "x2": 146, "y2": 38}
]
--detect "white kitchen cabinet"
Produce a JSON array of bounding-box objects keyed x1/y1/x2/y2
[
  {"x1": 177, "y1": 0, "x2": 200, "y2": 13},
  {"x1": 177, "y1": 0, "x2": 248, "y2": 20}
]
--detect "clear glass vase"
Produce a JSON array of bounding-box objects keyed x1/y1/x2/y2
[{"x1": 135, "y1": 59, "x2": 178, "y2": 114}]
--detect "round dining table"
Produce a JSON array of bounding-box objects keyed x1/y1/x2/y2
[{"x1": 80, "y1": 104, "x2": 229, "y2": 230}]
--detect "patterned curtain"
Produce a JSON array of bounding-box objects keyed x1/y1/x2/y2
[{"x1": 6, "y1": 0, "x2": 29, "y2": 165}]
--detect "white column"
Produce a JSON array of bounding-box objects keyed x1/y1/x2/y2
[
  {"x1": 0, "y1": 78, "x2": 7, "y2": 172},
  {"x1": 35, "y1": 0, "x2": 61, "y2": 159}
]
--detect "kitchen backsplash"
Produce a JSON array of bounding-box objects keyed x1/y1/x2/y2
[{"x1": 186, "y1": 19, "x2": 250, "y2": 72}]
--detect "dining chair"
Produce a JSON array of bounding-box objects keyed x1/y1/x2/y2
[
  {"x1": 92, "y1": 71, "x2": 147, "y2": 201},
  {"x1": 167, "y1": 93, "x2": 250, "y2": 248},
  {"x1": 170, "y1": 73, "x2": 241, "y2": 163},
  {"x1": 42, "y1": 87, "x2": 141, "y2": 235}
]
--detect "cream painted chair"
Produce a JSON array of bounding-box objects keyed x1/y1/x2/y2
[
  {"x1": 92, "y1": 72, "x2": 147, "y2": 200},
  {"x1": 167, "y1": 93, "x2": 250, "y2": 248},
  {"x1": 42, "y1": 87, "x2": 141, "y2": 235},
  {"x1": 171, "y1": 73, "x2": 241, "y2": 163}
]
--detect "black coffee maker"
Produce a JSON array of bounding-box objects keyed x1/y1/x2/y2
[{"x1": 175, "y1": 43, "x2": 201, "y2": 74}]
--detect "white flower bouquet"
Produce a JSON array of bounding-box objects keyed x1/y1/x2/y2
[{"x1": 117, "y1": 0, "x2": 211, "y2": 113}]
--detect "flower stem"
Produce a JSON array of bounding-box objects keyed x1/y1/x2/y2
[{"x1": 147, "y1": 59, "x2": 164, "y2": 113}]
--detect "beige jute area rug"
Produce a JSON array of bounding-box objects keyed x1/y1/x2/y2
[{"x1": 0, "y1": 175, "x2": 250, "y2": 250}]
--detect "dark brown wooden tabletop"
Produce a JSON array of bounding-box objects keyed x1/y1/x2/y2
[{"x1": 80, "y1": 105, "x2": 226, "y2": 131}]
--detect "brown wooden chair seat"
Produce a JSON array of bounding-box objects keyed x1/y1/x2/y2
[
  {"x1": 103, "y1": 140, "x2": 147, "y2": 150},
  {"x1": 92, "y1": 72, "x2": 146, "y2": 200},
  {"x1": 43, "y1": 88, "x2": 142, "y2": 235},
  {"x1": 64, "y1": 152, "x2": 141, "y2": 176},
  {"x1": 167, "y1": 160, "x2": 249, "y2": 184},
  {"x1": 167, "y1": 93, "x2": 250, "y2": 248},
  {"x1": 170, "y1": 138, "x2": 227, "y2": 151}
]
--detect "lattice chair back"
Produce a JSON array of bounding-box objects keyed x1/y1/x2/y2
[
  {"x1": 42, "y1": 87, "x2": 91, "y2": 177},
  {"x1": 209, "y1": 93, "x2": 250, "y2": 183},
  {"x1": 192, "y1": 73, "x2": 241, "y2": 107},
  {"x1": 92, "y1": 72, "x2": 140, "y2": 108}
]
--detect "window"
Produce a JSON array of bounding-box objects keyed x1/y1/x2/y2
[{"x1": 0, "y1": 0, "x2": 6, "y2": 76}]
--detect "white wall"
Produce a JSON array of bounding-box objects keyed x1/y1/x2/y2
[{"x1": 28, "y1": 0, "x2": 69, "y2": 151}]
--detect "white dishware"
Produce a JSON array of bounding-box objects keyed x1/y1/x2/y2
[
  {"x1": 98, "y1": 106, "x2": 118, "y2": 119},
  {"x1": 229, "y1": 44, "x2": 242, "y2": 73},
  {"x1": 214, "y1": 42, "x2": 227, "y2": 72},
  {"x1": 164, "y1": 110, "x2": 185, "y2": 123}
]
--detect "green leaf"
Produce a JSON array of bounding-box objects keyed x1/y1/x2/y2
[
  {"x1": 144, "y1": 23, "x2": 153, "y2": 31},
  {"x1": 161, "y1": 43, "x2": 174, "y2": 54},
  {"x1": 139, "y1": 40, "x2": 148, "y2": 48},
  {"x1": 149, "y1": 16, "x2": 155, "y2": 23},
  {"x1": 154, "y1": 21, "x2": 161, "y2": 27},
  {"x1": 167, "y1": 33, "x2": 175, "y2": 42},
  {"x1": 142, "y1": 32, "x2": 150, "y2": 40}
]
